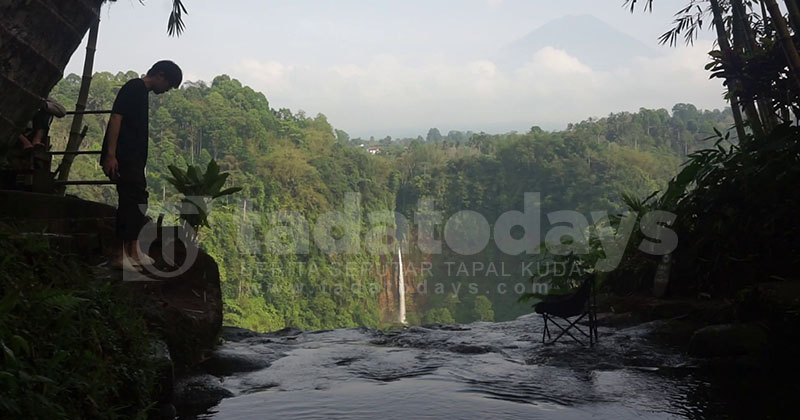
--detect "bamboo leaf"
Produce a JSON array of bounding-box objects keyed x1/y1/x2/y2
[
  {"x1": 213, "y1": 187, "x2": 243, "y2": 199},
  {"x1": 42, "y1": 294, "x2": 88, "y2": 312},
  {"x1": 0, "y1": 292, "x2": 19, "y2": 314},
  {"x1": 186, "y1": 166, "x2": 201, "y2": 185},
  {"x1": 167, "y1": 165, "x2": 189, "y2": 187},
  {"x1": 10, "y1": 335, "x2": 29, "y2": 356},
  {"x1": 1, "y1": 340, "x2": 15, "y2": 364},
  {"x1": 207, "y1": 177, "x2": 227, "y2": 196},
  {"x1": 204, "y1": 160, "x2": 220, "y2": 184}
]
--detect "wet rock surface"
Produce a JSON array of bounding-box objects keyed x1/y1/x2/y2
[
  {"x1": 179, "y1": 316, "x2": 800, "y2": 419},
  {"x1": 688, "y1": 323, "x2": 769, "y2": 358},
  {"x1": 200, "y1": 349, "x2": 276, "y2": 377},
  {"x1": 174, "y1": 375, "x2": 235, "y2": 414}
]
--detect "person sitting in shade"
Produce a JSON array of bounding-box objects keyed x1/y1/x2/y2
[{"x1": 18, "y1": 97, "x2": 66, "y2": 150}]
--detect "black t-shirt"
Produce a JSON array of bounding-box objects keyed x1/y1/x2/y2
[{"x1": 100, "y1": 78, "x2": 149, "y2": 167}]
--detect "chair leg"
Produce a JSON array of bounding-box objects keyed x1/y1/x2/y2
[
  {"x1": 591, "y1": 307, "x2": 599, "y2": 344},
  {"x1": 542, "y1": 314, "x2": 552, "y2": 343},
  {"x1": 549, "y1": 313, "x2": 590, "y2": 346},
  {"x1": 542, "y1": 315, "x2": 547, "y2": 344},
  {"x1": 539, "y1": 312, "x2": 597, "y2": 347}
]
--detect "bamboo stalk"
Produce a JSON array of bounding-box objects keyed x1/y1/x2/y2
[
  {"x1": 762, "y1": 1, "x2": 773, "y2": 38},
  {"x1": 764, "y1": 0, "x2": 800, "y2": 93},
  {"x1": 785, "y1": 0, "x2": 800, "y2": 40},
  {"x1": 710, "y1": 0, "x2": 758, "y2": 139},
  {"x1": 729, "y1": 97, "x2": 749, "y2": 141},
  {"x1": 732, "y1": 0, "x2": 777, "y2": 130},
  {"x1": 56, "y1": 15, "x2": 100, "y2": 193}
]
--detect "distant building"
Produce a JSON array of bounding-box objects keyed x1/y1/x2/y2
[{"x1": 367, "y1": 146, "x2": 381, "y2": 155}]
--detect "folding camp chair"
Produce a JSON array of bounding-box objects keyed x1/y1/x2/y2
[{"x1": 534, "y1": 274, "x2": 598, "y2": 346}]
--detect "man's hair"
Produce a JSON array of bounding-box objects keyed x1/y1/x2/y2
[{"x1": 147, "y1": 60, "x2": 183, "y2": 88}]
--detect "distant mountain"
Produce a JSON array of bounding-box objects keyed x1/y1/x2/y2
[{"x1": 497, "y1": 14, "x2": 660, "y2": 71}]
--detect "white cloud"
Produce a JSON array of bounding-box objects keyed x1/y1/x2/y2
[
  {"x1": 240, "y1": 59, "x2": 294, "y2": 96},
  {"x1": 182, "y1": 72, "x2": 203, "y2": 83},
  {"x1": 521, "y1": 46, "x2": 594, "y2": 75},
  {"x1": 234, "y1": 40, "x2": 725, "y2": 137}
]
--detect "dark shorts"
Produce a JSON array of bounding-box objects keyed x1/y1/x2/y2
[{"x1": 115, "y1": 161, "x2": 148, "y2": 241}]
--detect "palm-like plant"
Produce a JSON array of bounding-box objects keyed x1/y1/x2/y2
[
  {"x1": 128, "y1": 0, "x2": 188, "y2": 36},
  {"x1": 166, "y1": 0, "x2": 188, "y2": 36},
  {"x1": 625, "y1": 0, "x2": 800, "y2": 136},
  {"x1": 166, "y1": 160, "x2": 241, "y2": 241}
]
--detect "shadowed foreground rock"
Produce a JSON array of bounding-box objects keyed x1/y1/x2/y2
[
  {"x1": 116, "y1": 243, "x2": 224, "y2": 369},
  {"x1": 174, "y1": 374, "x2": 234, "y2": 414},
  {"x1": 1, "y1": 190, "x2": 224, "y2": 413},
  {"x1": 688, "y1": 323, "x2": 769, "y2": 358}
]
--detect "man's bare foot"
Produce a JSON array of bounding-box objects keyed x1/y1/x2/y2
[
  {"x1": 137, "y1": 253, "x2": 156, "y2": 266},
  {"x1": 130, "y1": 245, "x2": 155, "y2": 266},
  {"x1": 121, "y1": 254, "x2": 143, "y2": 272},
  {"x1": 110, "y1": 253, "x2": 143, "y2": 272}
]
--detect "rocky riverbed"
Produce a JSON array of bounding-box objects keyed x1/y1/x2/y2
[{"x1": 174, "y1": 311, "x2": 799, "y2": 419}]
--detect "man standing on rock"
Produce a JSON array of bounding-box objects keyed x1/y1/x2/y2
[{"x1": 101, "y1": 60, "x2": 182, "y2": 271}]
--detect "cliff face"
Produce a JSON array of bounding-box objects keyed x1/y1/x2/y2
[
  {"x1": 0, "y1": 190, "x2": 223, "y2": 368},
  {"x1": 124, "y1": 242, "x2": 223, "y2": 369},
  {"x1": 0, "y1": 1, "x2": 103, "y2": 148},
  {"x1": 377, "y1": 254, "x2": 396, "y2": 322}
]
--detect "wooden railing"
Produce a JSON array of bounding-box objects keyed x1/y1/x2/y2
[{"x1": 51, "y1": 109, "x2": 114, "y2": 187}]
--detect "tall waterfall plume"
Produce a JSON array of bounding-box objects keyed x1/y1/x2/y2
[{"x1": 397, "y1": 244, "x2": 407, "y2": 324}]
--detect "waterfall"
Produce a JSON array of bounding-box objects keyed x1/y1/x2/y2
[{"x1": 397, "y1": 245, "x2": 407, "y2": 325}]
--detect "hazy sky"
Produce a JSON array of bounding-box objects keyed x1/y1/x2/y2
[{"x1": 66, "y1": 0, "x2": 725, "y2": 138}]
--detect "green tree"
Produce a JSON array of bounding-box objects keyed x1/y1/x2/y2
[
  {"x1": 472, "y1": 295, "x2": 495, "y2": 322},
  {"x1": 426, "y1": 127, "x2": 443, "y2": 143}
]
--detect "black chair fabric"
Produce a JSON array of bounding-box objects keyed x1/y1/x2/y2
[{"x1": 533, "y1": 275, "x2": 598, "y2": 346}]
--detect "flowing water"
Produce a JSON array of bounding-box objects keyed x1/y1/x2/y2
[
  {"x1": 185, "y1": 314, "x2": 790, "y2": 419},
  {"x1": 397, "y1": 246, "x2": 406, "y2": 325}
]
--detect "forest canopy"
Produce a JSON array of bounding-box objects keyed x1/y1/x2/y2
[{"x1": 45, "y1": 71, "x2": 734, "y2": 329}]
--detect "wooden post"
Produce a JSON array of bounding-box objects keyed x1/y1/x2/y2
[{"x1": 56, "y1": 15, "x2": 100, "y2": 194}]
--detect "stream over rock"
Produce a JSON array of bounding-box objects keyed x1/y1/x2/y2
[{"x1": 183, "y1": 314, "x2": 796, "y2": 419}]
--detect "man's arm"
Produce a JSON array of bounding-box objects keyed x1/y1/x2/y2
[
  {"x1": 18, "y1": 133, "x2": 32, "y2": 148},
  {"x1": 31, "y1": 128, "x2": 45, "y2": 145},
  {"x1": 18, "y1": 129, "x2": 46, "y2": 147},
  {"x1": 103, "y1": 114, "x2": 123, "y2": 179}
]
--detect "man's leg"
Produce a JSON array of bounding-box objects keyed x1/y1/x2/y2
[
  {"x1": 116, "y1": 182, "x2": 140, "y2": 270},
  {"x1": 115, "y1": 163, "x2": 149, "y2": 268},
  {"x1": 129, "y1": 165, "x2": 151, "y2": 264}
]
